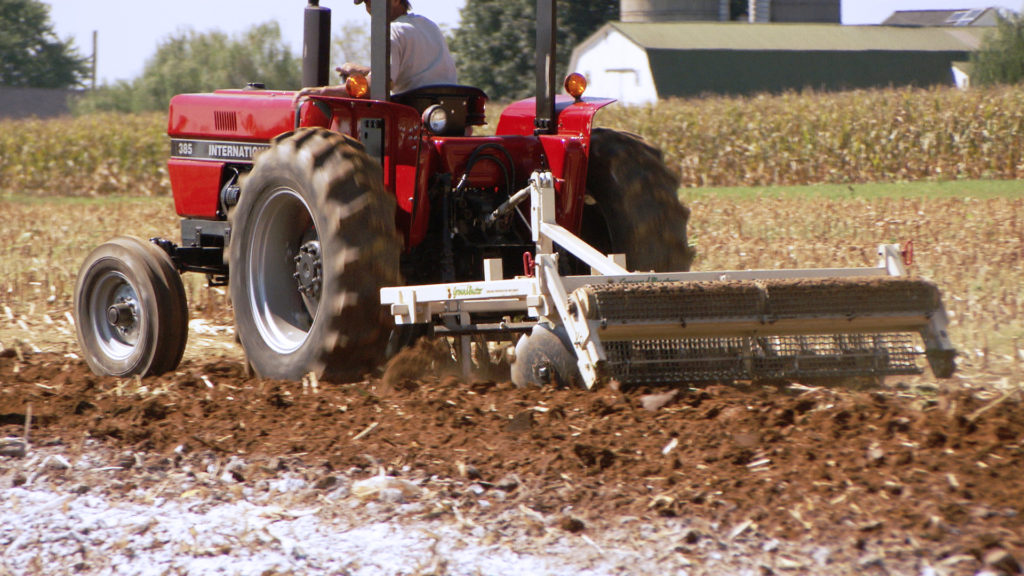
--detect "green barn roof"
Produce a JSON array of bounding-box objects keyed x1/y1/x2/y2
[{"x1": 605, "y1": 22, "x2": 988, "y2": 52}]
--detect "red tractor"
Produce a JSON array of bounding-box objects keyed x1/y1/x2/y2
[
  {"x1": 74, "y1": 0, "x2": 956, "y2": 387},
  {"x1": 73, "y1": 0, "x2": 693, "y2": 381}
]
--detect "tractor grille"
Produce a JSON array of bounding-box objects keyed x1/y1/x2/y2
[
  {"x1": 214, "y1": 111, "x2": 238, "y2": 132},
  {"x1": 602, "y1": 333, "x2": 923, "y2": 386}
]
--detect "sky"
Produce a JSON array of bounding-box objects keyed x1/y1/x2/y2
[{"x1": 46, "y1": 0, "x2": 1024, "y2": 84}]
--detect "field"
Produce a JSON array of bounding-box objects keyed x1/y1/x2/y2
[
  {"x1": 5, "y1": 85, "x2": 1024, "y2": 196},
  {"x1": 1, "y1": 86, "x2": 1023, "y2": 574},
  {"x1": 3, "y1": 182, "x2": 1021, "y2": 379}
]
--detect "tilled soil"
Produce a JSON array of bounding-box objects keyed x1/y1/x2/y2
[{"x1": 1, "y1": 340, "x2": 1023, "y2": 575}]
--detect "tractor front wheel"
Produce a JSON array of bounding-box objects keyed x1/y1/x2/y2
[
  {"x1": 229, "y1": 128, "x2": 401, "y2": 381},
  {"x1": 74, "y1": 236, "x2": 188, "y2": 377}
]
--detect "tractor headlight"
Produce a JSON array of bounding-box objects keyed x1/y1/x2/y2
[
  {"x1": 564, "y1": 73, "x2": 587, "y2": 101},
  {"x1": 422, "y1": 104, "x2": 449, "y2": 135}
]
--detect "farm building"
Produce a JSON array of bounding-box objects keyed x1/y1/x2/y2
[
  {"x1": 569, "y1": 22, "x2": 987, "y2": 104},
  {"x1": 882, "y1": 8, "x2": 1001, "y2": 27},
  {"x1": 0, "y1": 87, "x2": 77, "y2": 118},
  {"x1": 620, "y1": 0, "x2": 841, "y2": 23}
]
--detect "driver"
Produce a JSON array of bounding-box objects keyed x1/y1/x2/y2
[{"x1": 297, "y1": 0, "x2": 456, "y2": 101}]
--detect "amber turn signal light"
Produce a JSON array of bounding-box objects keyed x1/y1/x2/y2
[
  {"x1": 564, "y1": 73, "x2": 587, "y2": 101},
  {"x1": 346, "y1": 74, "x2": 370, "y2": 99}
]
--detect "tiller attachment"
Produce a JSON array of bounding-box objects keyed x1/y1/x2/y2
[
  {"x1": 381, "y1": 171, "x2": 956, "y2": 388},
  {"x1": 568, "y1": 277, "x2": 953, "y2": 386}
]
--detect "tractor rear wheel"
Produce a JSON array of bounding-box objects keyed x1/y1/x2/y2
[
  {"x1": 229, "y1": 128, "x2": 401, "y2": 381},
  {"x1": 582, "y1": 128, "x2": 695, "y2": 272},
  {"x1": 74, "y1": 236, "x2": 188, "y2": 377}
]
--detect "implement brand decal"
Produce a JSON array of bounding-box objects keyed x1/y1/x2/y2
[
  {"x1": 447, "y1": 286, "x2": 484, "y2": 298},
  {"x1": 170, "y1": 139, "x2": 270, "y2": 162}
]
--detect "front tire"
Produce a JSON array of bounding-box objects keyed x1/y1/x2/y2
[
  {"x1": 229, "y1": 128, "x2": 401, "y2": 381},
  {"x1": 74, "y1": 236, "x2": 188, "y2": 377}
]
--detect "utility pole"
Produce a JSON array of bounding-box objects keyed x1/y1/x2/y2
[{"x1": 91, "y1": 30, "x2": 98, "y2": 90}]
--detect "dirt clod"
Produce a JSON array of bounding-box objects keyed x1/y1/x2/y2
[{"x1": 559, "y1": 515, "x2": 586, "y2": 533}]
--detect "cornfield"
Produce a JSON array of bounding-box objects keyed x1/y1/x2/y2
[
  {"x1": 0, "y1": 113, "x2": 167, "y2": 197},
  {"x1": 598, "y1": 84, "x2": 1024, "y2": 187},
  {"x1": 3, "y1": 85, "x2": 1024, "y2": 195}
]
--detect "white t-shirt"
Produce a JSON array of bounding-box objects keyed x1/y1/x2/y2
[{"x1": 390, "y1": 13, "x2": 457, "y2": 93}]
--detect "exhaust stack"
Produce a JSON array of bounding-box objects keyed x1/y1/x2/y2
[
  {"x1": 535, "y1": 0, "x2": 556, "y2": 134},
  {"x1": 303, "y1": 0, "x2": 331, "y2": 88},
  {"x1": 369, "y1": 0, "x2": 391, "y2": 100}
]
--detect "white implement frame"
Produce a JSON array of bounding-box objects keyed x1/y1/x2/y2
[{"x1": 380, "y1": 171, "x2": 955, "y2": 388}]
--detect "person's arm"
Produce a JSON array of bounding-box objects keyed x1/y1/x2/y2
[
  {"x1": 292, "y1": 63, "x2": 374, "y2": 105},
  {"x1": 336, "y1": 62, "x2": 371, "y2": 79},
  {"x1": 291, "y1": 84, "x2": 352, "y2": 105}
]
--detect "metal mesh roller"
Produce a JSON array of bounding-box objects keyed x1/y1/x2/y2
[
  {"x1": 573, "y1": 277, "x2": 939, "y2": 385},
  {"x1": 764, "y1": 278, "x2": 940, "y2": 318},
  {"x1": 576, "y1": 277, "x2": 941, "y2": 323}
]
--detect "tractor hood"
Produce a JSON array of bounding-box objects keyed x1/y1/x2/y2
[{"x1": 495, "y1": 96, "x2": 615, "y2": 139}]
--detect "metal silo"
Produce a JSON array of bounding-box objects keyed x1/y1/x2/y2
[
  {"x1": 749, "y1": 0, "x2": 842, "y2": 23},
  {"x1": 620, "y1": 0, "x2": 726, "y2": 22}
]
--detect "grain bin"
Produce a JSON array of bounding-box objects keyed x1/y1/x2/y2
[
  {"x1": 620, "y1": 0, "x2": 727, "y2": 22},
  {"x1": 751, "y1": 0, "x2": 841, "y2": 23}
]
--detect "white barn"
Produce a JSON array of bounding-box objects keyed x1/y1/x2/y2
[
  {"x1": 569, "y1": 22, "x2": 986, "y2": 105},
  {"x1": 571, "y1": 25, "x2": 661, "y2": 105}
]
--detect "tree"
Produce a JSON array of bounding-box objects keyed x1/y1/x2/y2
[
  {"x1": 0, "y1": 0, "x2": 90, "y2": 88},
  {"x1": 971, "y1": 11, "x2": 1024, "y2": 86},
  {"x1": 450, "y1": 0, "x2": 618, "y2": 101},
  {"x1": 75, "y1": 22, "x2": 302, "y2": 113},
  {"x1": 332, "y1": 20, "x2": 371, "y2": 71},
  {"x1": 134, "y1": 23, "x2": 302, "y2": 110}
]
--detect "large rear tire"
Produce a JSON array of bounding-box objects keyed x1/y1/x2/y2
[
  {"x1": 582, "y1": 128, "x2": 695, "y2": 272},
  {"x1": 74, "y1": 236, "x2": 188, "y2": 377},
  {"x1": 516, "y1": 129, "x2": 694, "y2": 387},
  {"x1": 229, "y1": 128, "x2": 401, "y2": 381}
]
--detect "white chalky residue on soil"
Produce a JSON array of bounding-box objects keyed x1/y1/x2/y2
[{"x1": 0, "y1": 484, "x2": 627, "y2": 576}]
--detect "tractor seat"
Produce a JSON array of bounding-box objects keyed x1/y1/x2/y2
[{"x1": 391, "y1": 84, "x2": 488, "y2": 136}]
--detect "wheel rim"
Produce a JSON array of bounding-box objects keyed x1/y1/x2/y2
[
  {"x1": 246, "y1": 187, "x2": 320, "y2": 354},
  {"x1": 86, "y1": 270, "x2": 141, "y2": 361}
]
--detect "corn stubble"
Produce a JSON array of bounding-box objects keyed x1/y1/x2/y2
[{"x1": 0, "y1": 199, "x2": 231, "y2": 359}]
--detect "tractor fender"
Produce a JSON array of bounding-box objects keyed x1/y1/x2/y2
[{"x1": 495, "y1": 96, "x2": 616, "y2": 140}]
